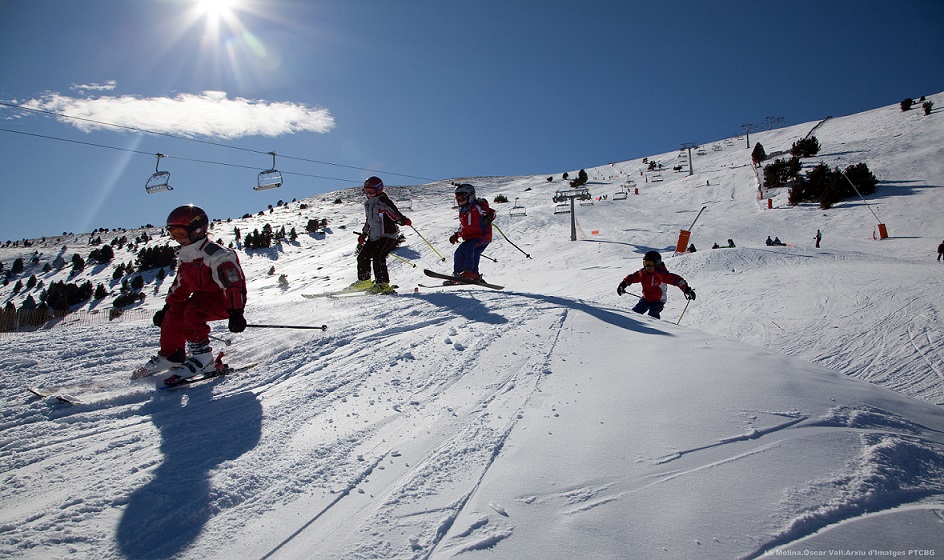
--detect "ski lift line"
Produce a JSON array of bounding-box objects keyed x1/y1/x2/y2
[
  {"x1": 0, "y1": 127, "x2": 360, "y2": 184},
  {"x1": 0, "y1": 127, "x2": 156, "y2": 156},
  {"x1": 0, "y1": 100, "x2": 439, "y2": 182}
]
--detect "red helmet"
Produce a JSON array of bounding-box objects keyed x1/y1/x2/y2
[
  {"x1": 166, "y1": 205, "x2": 209, "y2": 242},
  {"x1": 363, "y1": 176, "x2": 384, "y2": 195}
]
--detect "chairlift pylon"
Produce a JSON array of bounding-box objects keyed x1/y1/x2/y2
[
  {"x1": 255, "y1": 151, "x2": 283, "y2": 191},
  {"x1": 145, "y1": 153, "x2": 173, "y2": 194}
]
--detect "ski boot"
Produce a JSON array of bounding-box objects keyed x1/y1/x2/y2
[
  {"x1": 132, "y1": 348, "x2": 185, "y2": 379},
  {"x1": 368, "y1": 282, "x2": 398, "y2": 294},
  {"x1": 163, "y1": 341, "x2": 215, "y2": 385},
  {"x1": 343, "y1": 279, "x2": 376, "y2": 293}
]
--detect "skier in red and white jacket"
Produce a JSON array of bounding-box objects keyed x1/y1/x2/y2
[
  {"x1": 134, "y1": 205, "x2": 247, "y2": 384},
  {"x1": 448, "y1": 183, "x2": 496, "y2": 283},
  {"x1": 617, "y1": 251, "x2": 695, "y2": 319}
]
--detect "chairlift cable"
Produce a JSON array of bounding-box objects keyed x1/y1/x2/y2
[
  {"x1": 0, "y1": 100, "x2": 439, "y2": 182},
  {"x1": 0, "y1": 127, "x2": 364, "y2": 183}
]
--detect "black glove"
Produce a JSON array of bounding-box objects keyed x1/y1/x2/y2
[
  {"x1": 228, "y1": 309, "x2": 247, "y2": 333},
  {"x1": 482, "y1": 212, "x2": 494, "y2": 227},
  {"x1": 449, "y1": 233, "x2": 460, "y2": 245},
  {"x1": 153, "y1": 306, "x2": 167, "y2": 327},
  {"x1": 617, "y1": 281, "x2": 628, "y2": 296},
  {"x1": 684, "y1": 287, "x2": 696, "y2": 301},
  {"x1": 400, "y1": 217, "x2": 412, "y2": 227}
]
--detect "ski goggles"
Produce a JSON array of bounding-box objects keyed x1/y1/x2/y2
[
  {"x1": 643, "y1": 261, "x2": 657, "y2": 269},
  {"x1": 167, "y1": 226, "x2": 190, "y2": 241}
]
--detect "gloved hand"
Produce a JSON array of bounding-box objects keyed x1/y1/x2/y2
[
  {"x1": 228, "y1": 309, "x2": 247, "y2": 333},
  {"x1": 449, "y1": 233, "x2": 460, "y2": 245},
  {"x1": 684, "y1": 286, "x2": 696, "y2": 301},
  {"x1": 400, "y1": 217, "x2": 412, "y2": 227},
  {"x1": 357, "y1": 233, "x2": 366, "y2": 245},
  {"x1": 482, "y1": 212, "x2": 494, "y2": 226},
  {"x1": 153, "y1": 306, "x2": 167, "y2": 327},
  {"x1": 617, "y1": 281, "x2": 628, "y2": 296}
]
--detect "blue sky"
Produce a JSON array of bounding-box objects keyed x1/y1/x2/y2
[{"x1": 1, "y1": 0, "x2": 942, "y2": 241}]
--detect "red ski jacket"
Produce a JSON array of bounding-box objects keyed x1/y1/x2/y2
[
  {"x1": 622, "y1": 264, "x2": 688, "y2": 303},
  {"x1": 166, "y1": 238, "x2": 247, "y2": 311},
  {"x1": 456, "y1": 199, "x2": 496, "y2": 243}
]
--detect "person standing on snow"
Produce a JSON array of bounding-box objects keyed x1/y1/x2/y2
[
  {"x1": 354, "y1": 176, "x2": 411, "y2": 294},
  {"x1": 815, "y1": 229, "x2": 822, "y2": 248},
  {"x1": 134, "y1": 205, "x2": 247, "y2": 384},
  {"x1": 447, "y1": 183, "x2": 496, "y2": 283},
  {"x1": 617, "y1": 250, "x2": 695, "y2": 319},
  {"x1": 938, "y1": 240, "x2": 944, "y2": 262}
]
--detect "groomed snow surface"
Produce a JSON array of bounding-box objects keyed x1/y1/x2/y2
[{"x1": 2, "y1": 94, "x2": 943, "y2": 559}]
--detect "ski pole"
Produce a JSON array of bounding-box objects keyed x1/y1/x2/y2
[
  {"x1": 493, "y1": 224, "x2": 532, "y2": 259},
  {"x1": 676, "y1": 300, "x2": 691, "y2": 325},
  {"x1": 209, "y1": 333, "x2": 232, "y2": 346},
  {"x1": 480, "y1": 253, "x2": 498, "y2": 263},
  {"x1": 410, "y1": 226, "x2": 446, "y2": 262},
  {"x1": 390, "y1": 252, "x2": 417, "y2": 268},
  {"x1": 247, "y1": 324, "x2": 328, "y2": 331}
]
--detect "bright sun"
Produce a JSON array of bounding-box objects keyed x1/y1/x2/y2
[{"x1": 194, "y1": 0, "x2": 238, "y2": 20}]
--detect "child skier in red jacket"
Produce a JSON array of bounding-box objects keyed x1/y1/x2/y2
[
  {"x1": 617, "y1": 251, "x2": 695, "y2": 319},
  {"x1": 134, "y1": 205, "x2": 247, "y2": 384},
  {"x1": 448, "y1": 183, "x2": 496, "y2": 283}
]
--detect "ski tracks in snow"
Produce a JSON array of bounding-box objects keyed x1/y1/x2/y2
[{"x1": 185, "y1": 290, "x2": 571, "y2": 559}]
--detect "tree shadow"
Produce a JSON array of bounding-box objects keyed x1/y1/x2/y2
[{"x1": 116, "y1": 388, "x2": 262, "y2": 559}]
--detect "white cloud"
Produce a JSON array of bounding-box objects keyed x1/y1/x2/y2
[
  {"x1": 23, "y1": 90, "x2": 336, "y2": 138},
  {"x1": 70, "y1": 81, "x2": 117, "y2": 92}
]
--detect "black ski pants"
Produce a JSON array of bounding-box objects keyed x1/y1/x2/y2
[{"x1": 357, "y1": 237, "x2": 398, "y2": 284}]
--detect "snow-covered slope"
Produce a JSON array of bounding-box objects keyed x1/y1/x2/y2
[{"x1": 1, "y1": 94, "x2": 943, "y2": 559}]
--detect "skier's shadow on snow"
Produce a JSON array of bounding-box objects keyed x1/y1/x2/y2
[
  {"x1": 116, "y1": 387, "x2": 262, "y2": 560},
  {"x1": 522, "y1": 293, "x2": 668, "y2": 336},
  {"x1": 416, "y1": 292, "x2": 508, "y2": 324}
]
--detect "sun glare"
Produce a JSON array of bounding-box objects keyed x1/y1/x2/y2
[{"x1": 194, "y1": 0, "x2": 238, "y2": 21}]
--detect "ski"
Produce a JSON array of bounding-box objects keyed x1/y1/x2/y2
[
  {"x1": 302, "y1": 284, "x2": 399, "y2": 298},
  {"x1": 160, "y1": 365, "x2": 232, "y2": 388},
  {"x1": 159, "y1": 360, "x2": 261, "y2": 389},
  {"x1": 422, "y1": 269, "x2": 504, "y2": 290},
  {"x1": 27, "y1": 387, "x2": 86, "y2": 405},
  {"x1": 160, "y1": 352, "x2": 260, "y2": 389}
]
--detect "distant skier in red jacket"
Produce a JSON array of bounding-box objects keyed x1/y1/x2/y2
[
  {"x1": 617, "y1": 250, "x2": 695, "y2": 319},
  {"x1": 448, "y1": 183, "x2": 496, "y2": 283},
  {"x1": 134, "y1": 205, "x2": 247, "y2": 384}
]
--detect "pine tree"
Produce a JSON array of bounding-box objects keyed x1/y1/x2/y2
[{"x1": 751, "y1": 143, "x2": 767, "y2": 167}]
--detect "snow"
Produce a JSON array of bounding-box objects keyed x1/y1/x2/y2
[{"x1": 2, "y1": 94, "x2": 944, "y2": 559}]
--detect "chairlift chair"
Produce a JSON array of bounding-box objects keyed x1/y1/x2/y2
[
  {"x1": 145, "y1": 153, "x2": 173, "y2": 194},
  {"x1": 254, "y1": 151, "x2": 283, "y2": 191},
  {"x1": 509, "y1": 198, "x2": 527, "y2": 217},
  {"x1": 613, "y1": 188, "x2": 628, "y2": 200},
  {"x1": 395, "y1": 187, "x2": 413, "y2": 211}
]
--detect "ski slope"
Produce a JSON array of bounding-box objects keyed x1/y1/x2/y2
[{"x1": 1, "y1": 94, "x2": 943, "y2": 559}]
